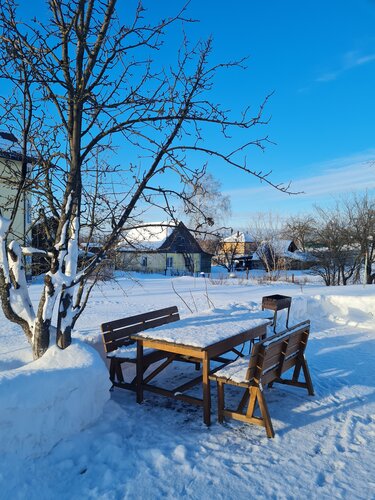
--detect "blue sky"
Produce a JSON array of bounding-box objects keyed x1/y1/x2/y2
[
  {"x1": 173, "y1": 0, "x2": 375, "y2": 225},
  {"x1": 8, "y1": 1, "x2": 375, "y2": 227},
  {"x1": 130, "y1": 0, "x2": 374, "y2": 227}
]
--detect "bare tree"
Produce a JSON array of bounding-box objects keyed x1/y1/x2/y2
[
  {"x1": 249, "y1": 212, "x2": 285, "y2": 278},
  {"x1": 181, "y1": 172, "x2": 231, "y2": 235},
  {"x1": 344, "y1": 193, "x2": 375, "y2": 284},
  {"x1": 0, "y1": 0, "x2": 290, "y2": 359},
  {"x1": 282, "y1": 215, "x2": 315, "y2": 252},
  {"x1": 197, "y1": 234, "x2": 221, "y2": 256},
  {"x1": 310, "y1": 206, "x2": 359, "y2": 286},
  {"x1": 213, "y1": 232, "x2": 242, "y2": 272}
]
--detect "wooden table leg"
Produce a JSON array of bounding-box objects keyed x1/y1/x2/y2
[
  {"x1": 202, "y1": 351, "x2": 211, "y2": 426},
  {"x1": 136, "y1": 341, "x2": 144, "y2": 404}
]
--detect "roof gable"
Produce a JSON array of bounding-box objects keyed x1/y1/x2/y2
[
  {"x1": 119, "y1": 222, "x2": 175, "y2": 250},
  {"x1": 158, "y1": 222, "x2": 206, "y2": 253}
]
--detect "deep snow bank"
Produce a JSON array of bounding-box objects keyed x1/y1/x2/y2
[
  {"x1": 307, "y1": 293, "x2": 374, "y2": 326},
  {"x1": 289, "y1": 288, "x2": 375, "y2": 328},
  {"x1": 0, "y1": 341, "x2": 110, "y2": 458}
]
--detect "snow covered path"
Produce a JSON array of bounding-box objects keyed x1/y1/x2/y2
[{"x1": 2, "y1": 321, "x2": 374, "y2": 499}]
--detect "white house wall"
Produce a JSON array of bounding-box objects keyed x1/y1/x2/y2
[
  {"x1": 116, "y1": 251, "x2": 204, "y2": 274},
  {"x1": 0, "y1": 158, "x2": 30, "y2": 244}
]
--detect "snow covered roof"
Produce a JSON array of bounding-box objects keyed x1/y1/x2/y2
[
  {"x1": 117, "y1": 222, "x2": 177, "y2": 251},
  {"x1": 0, "y1": 131, "x2": 37, "y2": 164},
  {"x1": 289, "y1": 250, "x2": 317, "y2": 262},
  {"x1": 253, "y1": 239, "x2": 297, "y2": 260},
  {"x1": 223, "y1": 232, "x2": 254, "y2": 244},
  {"x1": 271, "y1": 239, "x2": 296, "y2": 256}
]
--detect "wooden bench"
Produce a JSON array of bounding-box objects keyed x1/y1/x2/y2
[
  {"x1": 210, "y1": 320, "x2": 314, "y2": 438},
  {"x1": 101, "y1": 306, "x2": 181, "y2": 391}
]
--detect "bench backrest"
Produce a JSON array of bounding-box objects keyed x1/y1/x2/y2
[
  {"x1": 101, "y1": 306, "x2": 180, "y2": 354},
  {"x1": 246, "y1": 320, "x2": 311, "y2": 384}
]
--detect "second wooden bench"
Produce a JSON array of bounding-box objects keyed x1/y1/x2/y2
[
  {"x1": 210, "y1": 320, "x2": 314, "y2": 437},
  {"x1": 101, "y1": 306, "x2": 181, "y2": 391}
]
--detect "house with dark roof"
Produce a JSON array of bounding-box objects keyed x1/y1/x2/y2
[
  {"x1": 252, "y1": 239, "x2": 315, "y2": 270},
  {"x1": 116, "y1": 221, "x2": 212, "y2": 275}
]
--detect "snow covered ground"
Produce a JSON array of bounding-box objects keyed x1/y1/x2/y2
[{"x1": 0, "y1": 272, "x2": 374, "y2": 499}]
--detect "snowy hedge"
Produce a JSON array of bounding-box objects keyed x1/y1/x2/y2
[{"x1": 0, "y1": 341, "x2": 110, "y2": 458}]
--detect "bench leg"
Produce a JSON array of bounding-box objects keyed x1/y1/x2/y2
[
  {"x1": 110, "y1": 358, "x2": 125, "y2": 385},
  {"x1": 109, "y1": 359, "x2": 116, "y2": 385},
  {"x1": 256, "y1": 387, "x2": 275, "y2": 438},
  {"x1": 202, "y1": 352, "x2": 211, "y2": 426},
  {"x1": 301, "y1": 356, "x2": 314, "y2": 396},
  {"x1": 243, "y1": 387, "x2": 275, "y2": 438},
  {"x1": 284, "y1": 356, "x2": 314, "y2": 396},
  {"x1": 246, "y1": 387, "x2": 257, "y2": 419},
  {"x1": 217, "y1": 381, "x2": 224, "y2": 423},
  {"x1": 292, "y1": 361, "x2": 302, "y2": 383},
  {"x1": 237, "y1": 388, "x2": 250, "y2": 413},
  {"x1": 136, "y1": 342, "x2": 144, "y2": 404}
]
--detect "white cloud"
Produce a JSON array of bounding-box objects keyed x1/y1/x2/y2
[
  {"x1": 316, "y1": 50, "x2": 375, "y2": 83},
  {"x1": 292, "y1": 154, "x2": 375, "y2": 197},
  {"x1": 225, "y1": 151, "x2": 375, "y2": 206}
]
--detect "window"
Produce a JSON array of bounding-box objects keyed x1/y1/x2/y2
[
  {"x1": 141, "y1": 256, "x2": 147, "y2": 267},
  {"x1": 166, "y1": 256, "x2": 173, "y2": 268}
]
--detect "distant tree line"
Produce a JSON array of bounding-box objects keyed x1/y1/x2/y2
[
  {"x1": 208, "y1": 193, "x2": 374, "y2": 286},
  {"x1": 282, "y1": 193, "x2": 375, "y2": 286}
]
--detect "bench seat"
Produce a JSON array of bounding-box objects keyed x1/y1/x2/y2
[
  {"x1": 213, "y1": 356, "x2": 251, "y2": 385},
  {"x1": 107, "y1": 345, "x2": 157, "y2": 360}
]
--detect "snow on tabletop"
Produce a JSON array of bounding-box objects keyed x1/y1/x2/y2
[{"x1": 136, "y1": 308, "x2": 271, "y2": 348}]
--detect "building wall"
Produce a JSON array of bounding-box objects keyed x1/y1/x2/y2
[
  {"x1": 116, "y1": 251, "x2": 210, "y2": 275},
  {"x1": 221, "y1": 240, "x2": 257, "y2": 256},
  {"x1": 0, "y1": 157, "x2": 30, "y2": 244},
  {"x1": 221, "y1": 241, "x2": 245, "y2": 255}
]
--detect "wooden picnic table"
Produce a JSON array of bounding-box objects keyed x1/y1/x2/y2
[{"x1": 132, "y1": 311, "x2": 271, "y2": 425}]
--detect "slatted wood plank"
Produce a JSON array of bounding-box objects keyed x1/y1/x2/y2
[
  {"x1": 261, "y1": 343, "x2": 288, "y2": 372},
  {"x1": 104, "y1": 338, "x2": 134, "y2": 353},
  {"x1": 284, "y1": 333, "x2": 308, "y2": 357},
  {"x1": 261, "y1": 367, "x2": 281, "y2": 385},
  {"x1": 262, "y1": 353, "x2": 302, "y2": 383},
  {"x1": 264, "y1": 338, "x2": 287, "y2": 359},
  {"x1": 101, "y1": 307, "x2": 180, "y2": 353},
  {"x1": 279, "y1": 354, "x2": 302, "y2": 375},
  {"x1": 103, "y1": 314, "x2": 180, "y2": 347},
  {"x1": 101, "y1": 306, "x2": 179, "y2": 332},
  {"x1": 101, "y1": 307, "x2": 180, "y2": 385},
  {"x1": 245, "y1": 342, "x2": 264, "y2": 380}
]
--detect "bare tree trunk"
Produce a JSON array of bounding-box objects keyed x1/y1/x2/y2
[
  {"x1": 56, "y1": 286, "x2": 73, "y2": 349},
  {"x1": 366, "y1": 261, "x2": 373, "y2": 284},
  {"x1": 33, "y1": 319, "x2": 51, "y2": 359}
]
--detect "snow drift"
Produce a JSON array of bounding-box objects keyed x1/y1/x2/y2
[{"x1": 0, "y1": 341, "x2": 110, "y2": 458}]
